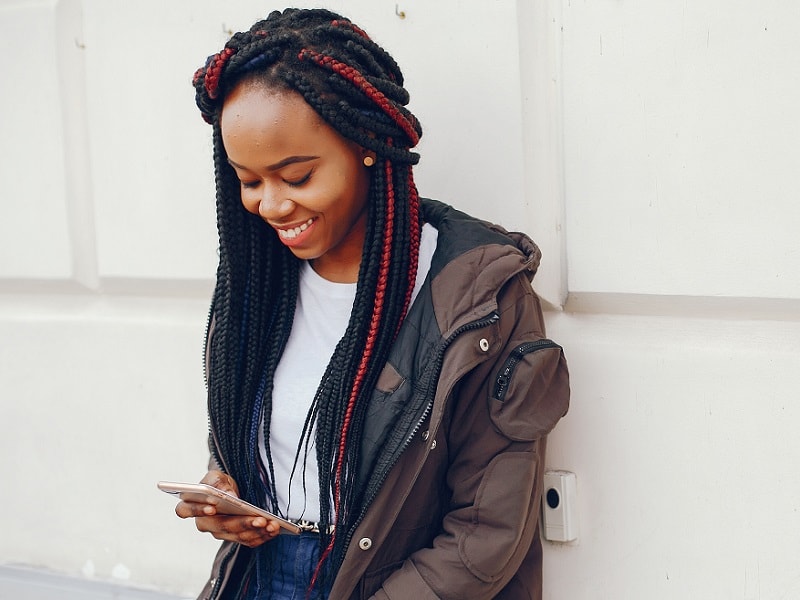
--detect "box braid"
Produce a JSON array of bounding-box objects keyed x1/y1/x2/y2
[{"x1": 193, "y1": 8, "x2": 423, "y2": 579}]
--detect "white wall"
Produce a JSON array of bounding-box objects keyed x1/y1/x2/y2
[
  {"x1": 546, "y1": 1, "x2": 800, "y2": 598},
  {"x1": 1, "y1": 1, "x2": 798, "y2": 599}
]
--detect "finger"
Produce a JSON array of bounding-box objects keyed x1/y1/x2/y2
[
  {"x1": 195, "y1": 515, "x2": 279, "y2": 546},
  {"x1": 200, "y1": 470, "x2": 226, "y2": 488},
  {"x1": 195, "y1": 514, "x2": 261, "y2": 535},
  {"x1": 175, "y1": 499, "x2": 219, "y2": 519},
  {"x1": 200, "y1": 471, "x2": 239, "y2": 496},
  {"x1": 236, "y1": 526, "x2": 278, "y2": 548}
]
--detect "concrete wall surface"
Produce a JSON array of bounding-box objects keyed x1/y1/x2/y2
[{"x1": 1, "y1": 1, "x2": 798, "y2": 599}]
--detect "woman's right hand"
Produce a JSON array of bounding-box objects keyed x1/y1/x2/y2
[{"x1": 175, "y1": 470, "x2": 281, "y2": 548}]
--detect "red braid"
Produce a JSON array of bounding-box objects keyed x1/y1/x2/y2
[
  {"x1": 334, "y1": 157, "x2": 395, "y2": 510},
  {"x1": 313, "y1": 158, "x2": 396, "y2": 582},
  {"x1": 298, "y1": 49, "x2": 420, "y2": 146},
  {"x1": 204, "y1": 47, "x2": 236, "y2": 99},
  {"x1": 192, "y1": 67, "x2": 204, "y2": 87},
  {"x1": 402, "y1": 168, "x2": 421, "y2": 331},
  {"x1": 331, "y1": 19, "x2": 371, "y2": 40}
]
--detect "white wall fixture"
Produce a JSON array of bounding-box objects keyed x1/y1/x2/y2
[{"x1": 542, "y1": 470, "x2": 578, "y2": 543}]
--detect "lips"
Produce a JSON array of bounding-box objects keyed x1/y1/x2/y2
[{"x1": 276, "y1": 218, "x2": 314, "y2": 240}]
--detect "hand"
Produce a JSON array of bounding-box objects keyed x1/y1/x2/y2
[{"x1": 175, "y1": 470, "x2": 281, "y2": 548}]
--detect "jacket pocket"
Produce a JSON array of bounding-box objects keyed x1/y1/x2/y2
[
  {"x1": 459, "y1": 452, "x2": 538, "y2": 582},
  {"x1": 359, "y1": 560, "x2": 404, "y2": 599},
  {"x1": 490, "y1": 339, "x2": 569, "y2": 441}
]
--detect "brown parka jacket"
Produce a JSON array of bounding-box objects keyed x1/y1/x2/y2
[{"x1": 197, "y1": 199, "x2": 570, "y2": 600}]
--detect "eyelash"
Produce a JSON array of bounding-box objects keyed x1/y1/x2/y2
[
  {"x1": 241, "y1": 170, "x2": 312, "y2": 190},
  {"x1": 286, "y1": 170, "x2": 312, "y2": 187}
]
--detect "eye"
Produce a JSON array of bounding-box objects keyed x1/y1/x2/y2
[
  {"x1": 240, "y1": 179, "x2": 260, "y2": 190},
  {"x1": 285, "y1": 170, "x2": 312, "y2": 188}
]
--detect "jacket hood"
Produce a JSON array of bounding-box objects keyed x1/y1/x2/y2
[
  {"x1": 422, "y1": 198, "x2": 541, "y2": 279},
  {"x1": 421, "y1": 199, "x2": 542, "y2": 335}
]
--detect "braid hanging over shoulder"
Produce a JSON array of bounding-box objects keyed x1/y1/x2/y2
[{"x1": 193, "y1": 7, "x2": 423, "y2": 584}]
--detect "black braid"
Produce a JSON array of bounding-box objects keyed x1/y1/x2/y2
[{"x1": 194, "y1": 7, "x2": 423, "y2": 581}]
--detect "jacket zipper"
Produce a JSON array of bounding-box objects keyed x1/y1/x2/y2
[
  {"x1": 493, "y1": 339, "x2": 561, "y2": 402},
  {"x1": 341, "y1": 310, "x2": 501, "y2": 557}
]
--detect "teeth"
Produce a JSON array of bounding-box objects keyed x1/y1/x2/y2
[{"x1": 278, "y1": 218, "x2": 313, "y2": 239}]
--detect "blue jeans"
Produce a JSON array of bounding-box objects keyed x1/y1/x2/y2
[{"x1": 242, "y1": 533, "x2": 332, "y2": 600}]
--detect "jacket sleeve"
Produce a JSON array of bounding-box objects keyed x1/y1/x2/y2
[{"x1": 369, "y1": 275, "x2": 570, "y2": 600}]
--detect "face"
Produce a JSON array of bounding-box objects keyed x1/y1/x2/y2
[{"x1": 220, "y1": 82, "x2": 373, "y2": 283}]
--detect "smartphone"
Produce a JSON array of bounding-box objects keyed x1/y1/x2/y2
[{"x1": 157, "y1": 481, "x2": 301, "y2": 534}]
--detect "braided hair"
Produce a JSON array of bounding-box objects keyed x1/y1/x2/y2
[{"x1": 192, "y1": 8, "x2": 423, "y2": 578}]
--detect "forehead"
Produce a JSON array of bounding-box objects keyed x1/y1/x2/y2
[{"x1": 220, "y1": 82, "x2": 322, "y2": 146}]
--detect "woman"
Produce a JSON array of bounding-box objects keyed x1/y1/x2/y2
[{"x1": 175, "y1": 8, "x2": 569, "y2": 600}]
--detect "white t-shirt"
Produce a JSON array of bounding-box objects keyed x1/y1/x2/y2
[{"x1": 260, "y1": 223, "x2": 438, "y2": 521}]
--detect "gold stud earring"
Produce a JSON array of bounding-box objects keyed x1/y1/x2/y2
[{"x1": 363, "y1": 155, "x2": 375, "y2": 167}]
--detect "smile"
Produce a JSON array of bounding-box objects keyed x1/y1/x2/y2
[{"x1": 277, "y1": 218, "x2": 314, "y2": 240}]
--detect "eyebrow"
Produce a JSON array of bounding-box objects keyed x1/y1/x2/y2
[{"x1": 227, "y1": 155, "x2": 319, "y2": 172}]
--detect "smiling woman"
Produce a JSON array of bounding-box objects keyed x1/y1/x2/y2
[
  {"x1": 170, "y1": 8, "x2": 569, "y2": 600},
  {"x1": 221, "y1": 85, "x2": 372, "y2": 283}
]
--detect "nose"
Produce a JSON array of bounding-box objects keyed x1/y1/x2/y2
[
  {"x1": 242, "y1": 185, "x2": 294, "y2": 220},
  {"x1": 258, "y1": 194, "x2": 294, "y2": 221}
]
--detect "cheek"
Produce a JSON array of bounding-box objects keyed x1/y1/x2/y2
[
  {"x1": 240, "y1": 189, "x2": 260, "y2": 214},
  {"x1": 320, "y1": 172, "x2": 357, "y2": 214},
  {"x1": 341, "y1": 163, "x2": 370, "y2": 209}
]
